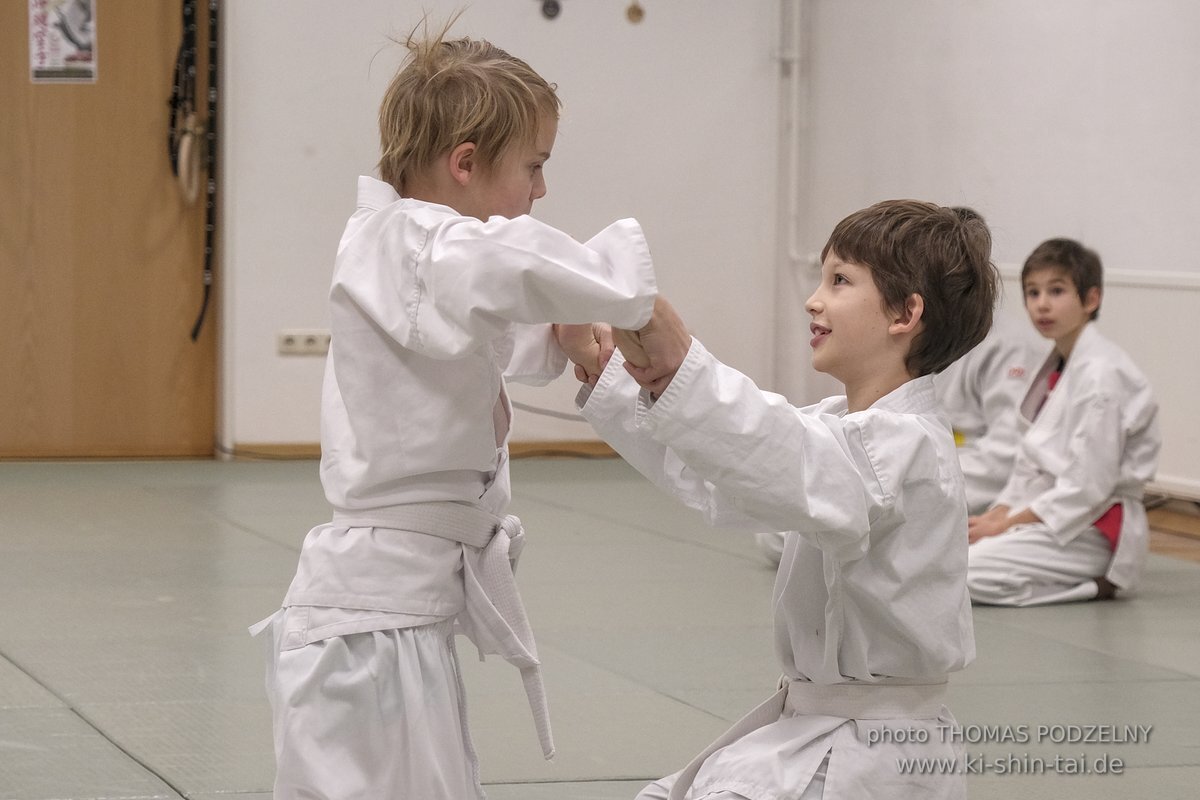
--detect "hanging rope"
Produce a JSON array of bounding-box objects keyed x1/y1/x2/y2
[
  {"x1": 168, "y1": 0, "x2": 219, "y2": 341},
  {"x1": 190, "y1": 0, "x2": 219, "y2": 341},
  {"x1": 168, "y1": 0, "x2": 201, "y2": 202}
]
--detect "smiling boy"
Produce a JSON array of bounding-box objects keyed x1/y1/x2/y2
[
  {"x1": 967, "y1": 238, "x2": 1160, "y2": 606},
  {"x1": 560, "y1": 200, "x2": 997, "y2": 799}
]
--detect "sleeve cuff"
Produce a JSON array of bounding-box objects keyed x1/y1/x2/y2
[
  {"x1": 576, "y1": 348, "x2": 628, "y2": 411},
  {"x1": 635, "y1": 336, "x2": 704, "y2": 431}
]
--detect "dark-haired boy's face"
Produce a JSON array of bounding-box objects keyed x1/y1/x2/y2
[
  {"x1": 1022, "y1": 265, "x2": 1098, "y2": 348},
  {"x1": 805, "y1": 252, "x2": 897, "y2": 383}
]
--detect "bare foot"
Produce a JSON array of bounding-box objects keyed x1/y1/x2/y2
[{"x1": 1093, "y1": 576, "x2": 1117, "y2": 600}]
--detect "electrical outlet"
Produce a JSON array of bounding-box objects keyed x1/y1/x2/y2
[{"x1": 278, "y1": 329, "x2": 331, "y2": 356}]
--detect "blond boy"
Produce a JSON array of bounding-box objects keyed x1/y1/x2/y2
[{"x1": 255, "y1": 25, "x2": 657, "y2": 799}]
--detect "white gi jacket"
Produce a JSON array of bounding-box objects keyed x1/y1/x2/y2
[
  {"x1": 996, "y1": 323, "x2": 1160, "y2": 590},
  {"x1": 934, "y1": 312, "x2": 1048, "y2": 514},
  {"x1": 279, "y1": 176, "x2": 657, "y2": 748},
  {"x1": 581, "y1": 341, "x2": 974, "y2": 800}
]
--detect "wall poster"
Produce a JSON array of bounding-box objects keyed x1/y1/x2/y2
[{"x1": 30, "y1": 0, "x2": 97, "y2": 83}]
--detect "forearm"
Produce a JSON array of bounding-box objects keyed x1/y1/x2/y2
[
  {"x1": 436, "y1": 216, "x2": 656, "y2": 328},
  {"x1": 506, "y1": 323, "x2": 568, "y2": 385},
  {"x1": 969, "y1": 503, "x2": 1043, "y2": 543},
  {"x1": 1002, "y1": 506, "x2": 1041, "y2": 530},
  {"x1": 578, "y1": 354, "x2": 741, "y2": 522},
  {"x1": 635, "y1": 339, "x2": 875, "y2": 550}
]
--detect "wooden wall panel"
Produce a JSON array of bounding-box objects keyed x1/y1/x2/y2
[{"x1": 0, "y1": 1, "x2": 215, "y2": 457}]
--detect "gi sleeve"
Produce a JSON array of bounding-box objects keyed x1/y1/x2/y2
[
  {"x1": 580, "y1": 340, "x2": 882, "y2": 562},
  {"x1": 503, "y1": 323, "x2": 569, "y2": 386},
  {"x1": 333, "y1": 212, "x2": 656, "y2": 359}
]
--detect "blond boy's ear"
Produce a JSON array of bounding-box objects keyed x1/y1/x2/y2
[
  {"x1": 448, "y1": 142, "x2": 477, "y2": 187},
  {"x1": 889, "y1": 293, "x2": 925, "y2": 335}
]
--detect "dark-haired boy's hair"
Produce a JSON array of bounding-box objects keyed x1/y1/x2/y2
[
  {"x1": 821, "y1": 199, "x2": 998, "y2": 376},
  {"x1": 1021, "y1": 238, "x2": 1103, "y2": 321}
]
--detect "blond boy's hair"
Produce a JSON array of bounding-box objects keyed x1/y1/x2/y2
[{"x1": 378, "y1": 20, "x2": 561, "y2": 193}]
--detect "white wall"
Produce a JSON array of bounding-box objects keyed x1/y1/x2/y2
[
  {"x1": 221, "y1": 0, "x2": 1200, "y2": 495},
  {"x1": 219, "y1": 1, "x2": 782, "y2": 447},
  {"x1": 779, "y1": 0, "x2": 1200, "y2": 495}
]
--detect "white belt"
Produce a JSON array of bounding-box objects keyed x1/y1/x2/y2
[
  {"x1": 667, "y1": 677, "x2": 948, "y2": 800},
  {"x1": 293, "y1": 503, "x2": 555, "y2": 760},
  {"x1": 331, "y1": 504, "x2": 503, "y2": 549},
  {"x1": 784, "y1": 678, "x2": 948, "y2": 719}
]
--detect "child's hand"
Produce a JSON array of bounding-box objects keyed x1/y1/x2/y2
[
  {"x1": 967, "y1": 505, "x2": 1010, "y2": 543},
  {"x1": 620, "y1": 296, "x2": 690, "y2": 398},
  {"x1": 613, "y1": 328, "x2": 650, "y2": 368},
  {"x1": 553, "y1": 323, "x2": 613, "y2": 386}
]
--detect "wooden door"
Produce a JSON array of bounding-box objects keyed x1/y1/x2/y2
[{"x1": 0, "y1": 1, "x2": 215, "y2": 457}]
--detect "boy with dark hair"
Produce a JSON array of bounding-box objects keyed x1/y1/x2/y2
[
  {"x1": 967, "y1": 238, "x2": 1160, "y2": 606},
  {"x1": 755, "y1": 207, "x2": 1042, "y2": 565},
  {"x1": 557, "y1": 199, "x2": 997, "y2": 799}
]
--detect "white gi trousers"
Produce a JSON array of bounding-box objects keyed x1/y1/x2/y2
[
  {"x1": 967, "y1": 526, "x2": 1112, "y2": 606},
  {"x1": 263, "y1": 614, "x2": 480, "y2": 800},
  {"x1": 255, "y1": 507, "x2": 551, "y2": 800},
  {"x1": 636, "y1": 756, "x2": 828, "y2": 800},
  {"x1": 630, "y1": 680, "x2": 958, "y2": 800}
]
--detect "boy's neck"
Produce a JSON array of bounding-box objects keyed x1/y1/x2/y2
[
  {"x1": 401, "y1": 170, "x2": 463, "y2": 214},
  {"x1": 1053, "y1": 320, "x2": 1090, "y2": 361},
  {"x1": 844, "y1": 366, "x2": 915, "y2": 413}
]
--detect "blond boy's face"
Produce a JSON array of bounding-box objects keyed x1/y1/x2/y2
[
  {"x1": 465, "y1": 115, "x2": 558, "y2": 221},
  {"x1": 805, "y1": 252, "x2": 897, "y2": 384},
  {"x1": 1022, "y1": 265, "x2": 1099, "y2": 349}
]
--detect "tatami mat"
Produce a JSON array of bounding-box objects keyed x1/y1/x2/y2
[{"x1": 0, "y1": 458, "x2": 1197, "y2": 799}]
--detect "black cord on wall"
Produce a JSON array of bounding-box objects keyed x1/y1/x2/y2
[
  {"x1": 190, "y1": 0, "x2": 218, "y2": 341},
  {"x1": 168, "y1": 0, "x2": 219, "y2": 341}
]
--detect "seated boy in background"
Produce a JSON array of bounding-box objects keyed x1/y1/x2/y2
[{"x1": 967, "y1": 238, "x2": 1160, "y2": 606}]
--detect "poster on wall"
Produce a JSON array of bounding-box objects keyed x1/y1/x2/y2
[{"x1": 29, "y1": 0, "x2": 97, "y2": 83}]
